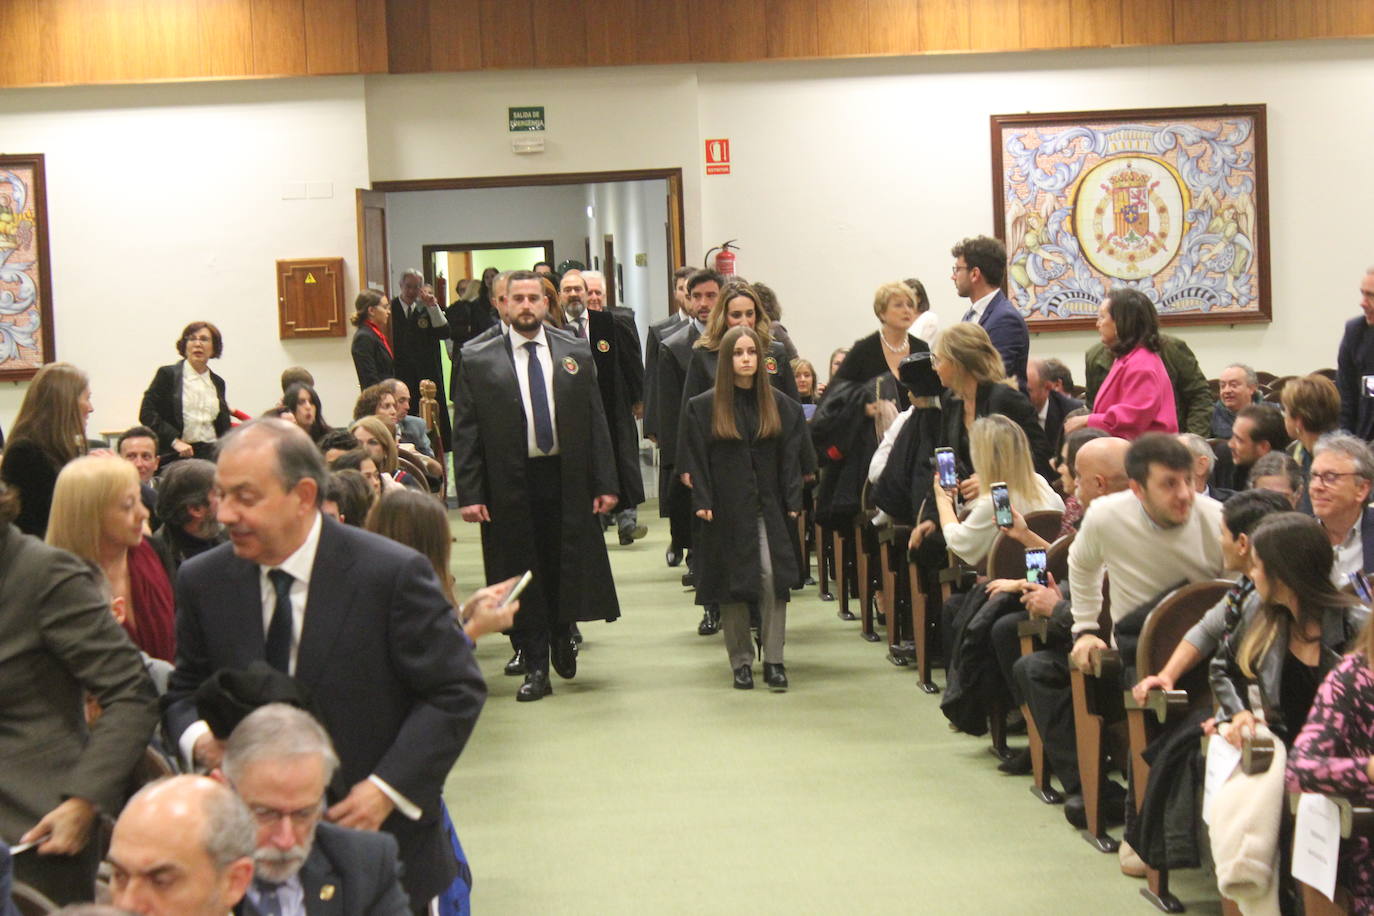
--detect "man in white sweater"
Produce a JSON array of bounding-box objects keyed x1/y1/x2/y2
[{"x1": 1068, "y1": 433, "x2": 1225, "y2": 670}]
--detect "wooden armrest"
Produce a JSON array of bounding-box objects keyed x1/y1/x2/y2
[
  {"x1": 1241, "y1": 733, "x2": 1275, "y2": 775},
  {"x1": 1122, "y1": 687, "x2": 1189, "y2": 720},
  {"x1": 1017, "y1": 617, "x2": 1050, "y2": 642},
  {"x1": 1069, "y1": 646, "x2": 1122, "y2": 680}
]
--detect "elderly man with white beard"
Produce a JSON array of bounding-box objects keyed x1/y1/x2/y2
[{"x1": 218, "y1": 704, "x2": 410, "y2": 915}]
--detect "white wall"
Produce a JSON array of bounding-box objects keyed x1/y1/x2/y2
[
  {"x1": 584, "y1": 178, "x2": 670, "y2": 340},
  {"x1": 0, "y1": 77, "x2": 371, "y2": 436},
  {"x1": 693, "y1": 41, "x2": 1374, "y2": 380},
  {"x1": 383, "y1": 184, "x2": 589, "y2": 290}
]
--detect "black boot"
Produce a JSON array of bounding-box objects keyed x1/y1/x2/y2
[
  {"x1": 763, "y1": 663, "x2": 788, "y2": 691},
  {"x1": 503, "y1": 649, "x2": 526, "y2": 676},
  {"x1": 697, "y1": 605, "x2": 720, "y2": 636}
]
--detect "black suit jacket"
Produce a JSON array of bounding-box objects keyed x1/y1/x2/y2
[
  {"x1": 139, "y1": 361, "x2": 231, "y2": 453},
  {"x1": 351, "y1": 323, "x2": 394, "y2": 390},
  {"x1": 164, "y1": 517, "x2": 486, "y2": 907},
  {"x1": 655, "y1": 322, "x2": 700, "y2": 467},
  {"x1": 1042, "y1": 388, "x2": 1085, "y2": 457},
  {"x1": 390, "y1": 298, "x2": 452, "y2": 448}
]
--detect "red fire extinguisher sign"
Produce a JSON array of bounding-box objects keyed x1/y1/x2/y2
[{"x1": 705, "y1": 139, "x2": 731, "y2": 175}]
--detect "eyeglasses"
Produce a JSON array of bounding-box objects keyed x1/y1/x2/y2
[
  {"x1": 951, "y1": 265, "x2": 972, "y2": 275},
  {"x1": 247, "y1": 800, "x2": 324, "y2": 830},
  {"x1": 1311, "y1": 470, "x2": 1359, "y2": 487},
  {"x1": 185, "y1": 334, "x2": 214, "y2": 344}
]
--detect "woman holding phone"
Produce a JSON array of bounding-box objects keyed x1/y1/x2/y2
[
  {"x1": 933, "y1": 415, "x2": 1063, "y2": 568},
  {"x1": 680, "y1": 326, "x2": 807, "y2": 691}
]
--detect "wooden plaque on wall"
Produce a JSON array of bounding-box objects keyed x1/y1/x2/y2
[{"x1": 277, "y1": 258, "x2": 346, "y2": 338}]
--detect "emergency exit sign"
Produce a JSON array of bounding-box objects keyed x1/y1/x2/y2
[{"x1": 509, "y1": 107, "x2": 545, "y2": 131}]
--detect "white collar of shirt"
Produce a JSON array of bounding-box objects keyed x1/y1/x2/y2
[
  {"x1": 507, "y1": 323, "x2": 551, "y2": 349},
  {"x1": 1036, "y1": 397, "x2": 1050, "y2": 428},
  {"x1": 690, "y1": 317, "x2": 705, "y2": 334},
  {"x1": 184, "y1": 360, "x2": 212, "y2": 382},
  {"x1": 248, "y1": 875, "x2": 305, "y2": 916},
  {"x1": 968, "y1": 289, "x2": 997, "y2": 321},
  {"x1": 258, "y1": 511, "x2": 323, "y2": 674}
]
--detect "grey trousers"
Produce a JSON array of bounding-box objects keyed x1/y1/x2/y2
[
  {"x1": 615, "y1": 505, "x2": 639, "y2": 536},
  {"x1": 720, "y1": 517, "x2": 786, "y2": 669}
]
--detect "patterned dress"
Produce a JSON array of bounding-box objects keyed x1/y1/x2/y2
[{"x1": 1286, "y1": 652, "x2": 1374, "y2": 913}]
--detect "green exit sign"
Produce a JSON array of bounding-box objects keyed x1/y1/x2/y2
[{"x1": 508, "y1": 107, "x2": 545, "y2": 132}]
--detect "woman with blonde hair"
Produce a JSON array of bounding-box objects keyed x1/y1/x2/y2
[
  {"x1": 1, "y1": 361, "x2": 94, "y2": 536},
  {"x1": 47, "y1": 455, "x2": 176, "y2": 662},
  {"x1": 932, "y1": 415, "x2": 1063, "y2": 567},
  {"x1": 931, "y1": 322, "x2": 1053, "y2": 497},
  {"x1": 680, "y1": 326, "x2": 806, "y2": 690},
  {"x1": 349, "y1": 415, "x2": 422, "y2": 491},
  {"x1": 791, "y1": 358, "x2": 818, "y2": 406},
  {"x1": 681, "y1": 279, "x2": 799, "y2": 407}
]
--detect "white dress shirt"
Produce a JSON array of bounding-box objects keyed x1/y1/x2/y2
[
  {"x1": 180, "y1": 361, "x2": 219, "y2": 443},
  {"x1": 1331, "y1": 521, "x2": 1364, "y2": 587},
  {"x1": 508, "y1": 324, "x2": 560, "y2": 457},
  {"x1": 964, "y1": 289, "x2": 997, "y2": 323},
  {"x1": 912, "y1": 310, "x2": 941, "y2": 345}
]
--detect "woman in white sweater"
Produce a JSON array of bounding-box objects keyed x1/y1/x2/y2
[{"x1": 934, "y1": 414, "x2": 1064, "y2": 567}]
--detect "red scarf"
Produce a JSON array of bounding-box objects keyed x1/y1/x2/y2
[{"x1": 366, "y1": 320, "x2": 394, "y2": 358}]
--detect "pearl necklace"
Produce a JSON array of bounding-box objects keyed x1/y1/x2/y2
[{"x1": 880, "y1": 333, "x2": 909, "y2": 354}]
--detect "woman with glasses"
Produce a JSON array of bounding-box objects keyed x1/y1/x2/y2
[{"x1": 139, "y1": 320, "x2": 231, "y2": 463}]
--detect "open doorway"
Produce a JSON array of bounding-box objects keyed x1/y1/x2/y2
[{"x1": 419, "y1": 240, "x2": 554, "y2": 297}]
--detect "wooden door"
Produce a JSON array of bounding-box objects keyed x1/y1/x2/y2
[{"x1": 356, "y1": 188, "x2": 388, "y2": 297}]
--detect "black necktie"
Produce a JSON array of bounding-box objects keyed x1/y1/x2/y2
[
  {"x1": 962, "y1": 307, "x2": 976, "y2": 322},
  {"x1": 576, "y1": 317, "x2": 586, "y2": 338},
  {"x1": 525, "y1": 341, "x2": 555, "y2": 454},
  {"x1": 266, "y1": 569, "x2": 294, "y2": 672}
]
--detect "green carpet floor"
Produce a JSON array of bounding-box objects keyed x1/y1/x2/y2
[{"x1": 443, "y1": 503, "x2": 1224, "y2": 914}]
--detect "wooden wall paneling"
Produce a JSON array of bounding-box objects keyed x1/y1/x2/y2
[
  {"x1": 1019, "y1": 0, "x2": 1074, "y2": 50},
  {"x1": 868, "y1": 0, "x2": 922, "y2": 54},
  {"x1": 1334, "y1": 0, "x2": 1374, "y2": 36},
  {"x1": 967, "y1": 0, "x2": 1022, "y2": 51},
  {"x1": 386, "y1": 0, "x2": 432, "y2": 72},
  {"x1": 765, "y1": 0, "x2": 819, "y2": 59},
  {"x1": 425, "y1": 0, "x2": 482, "y2": 72},
  {"x1": 917, "y1": 0, "x2": 971, "y2": 52},
  {"x1": 197, "y1": 0, "x2": 256, "y2": 77},
  {"x1": 690, "y1": 0, "x2": 768, "y2": 63},
  {"x1": 1069, "y1": 0, "x2": 1121, "y2": 46},
  {"x1": 629, "y1": 0, "x2": 692, "y2": 65},
  {"x1": 815, "y1": 0, "x2": 870, "y2": 56},
  {"x1": 1172, "y1": 0, "x2": 1243, "y2": 44},
  {"x1": 304, "y1": 0, "x2": 360, "y2": 73},
  {"x1": 1238, "y1": 0, "x2": 1280, "y2": 43},
  {"x1": 1120, "y1": 0, "x2": 1172, "y2": 46},
  {"x1": 355, "y1": 0, "x2": 390, "y2": 71},
  {"x1": 584, "y1": 0, "x2": 634, "y2": 67},
  {"x1": 0, "y1": 0, "x2": 44, "y2": 86},
  {"x1": 250, "y1": 0, "x2": 310, "y2": 75},
  {"x1": 479, "y1": 0, "x2": 535, "y2": 69},
  {"x1": 139, "y1": 0, "x2": 210, "y2": 80},
  {"x1": 531, "y1": 0, "x2": 589, "y2": 68}
]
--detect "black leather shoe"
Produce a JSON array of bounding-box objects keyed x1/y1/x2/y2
[
  {"x1": 1063, "y1": 780, "x2": 1127, "y2": 828},
  {"x1": 666, "y1": 544, "x2": 683, "y2": 567},
  {"x1": 697, "y1": 606, "x2": 720, "y2": 636},
  {"x1": 570, "y1": 623, "x2": 583, "y2": 645},
  {"x1": 837, "y1": 608, "x2": 858, "y2": 621},
  {"x1": 551, "y1": 635, "x2": 578, "y2": 680},
  {"x1": 733, "y1": 665, "x2": 754, "y2": 689},
  {"x1": 763, "y1": 663, "x2": 788, "y2": 691},
  {"x1": 503, "y1": 650, "x2": 526, "y2": 676},
  {"x1": 681, "y1": 571, "x2": 695, "y2": 588},
  {"x1": 997, "y1": 747, "x2": 1033, "y2": 775},
  {"x1": 516, "y1": 670, "x2": 552, "y2": 702}
]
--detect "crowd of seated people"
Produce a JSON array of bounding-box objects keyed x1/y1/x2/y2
[{"x1": 8, "y1": 252, "x2": 1374, "y2": 915}]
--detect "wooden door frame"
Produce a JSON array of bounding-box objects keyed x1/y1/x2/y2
[
  {"x1": 419, "y1": 240, "x2": 554, "y2": 287},
  {"x1": 371, "y1": 168, "x2": 687, "y2": 272}
]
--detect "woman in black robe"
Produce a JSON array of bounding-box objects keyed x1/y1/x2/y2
[
  {"x1": 680, "y1": 280, "x2": 799, "y2": 408},
  {"x1": 680, "y1": 326, "x2": 806, "y2": 692}
]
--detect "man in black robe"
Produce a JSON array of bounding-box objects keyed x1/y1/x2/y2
[
  {"x1": 656, "y1": 270, "x2": 722, "y2": 587},
  {"x1": 453, "y1": 271, "x2": 622, "y2": 702},
  {"x1": 561, "y1": 270, "x2": 647, "y2": 545},
  {"x1": 390, "y1": 269, "x2": 452, "y2": 450}
]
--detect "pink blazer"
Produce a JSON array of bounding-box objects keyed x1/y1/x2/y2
[{"x1": 1088, "y1": 345, "x2": 1178, "y2": 439}]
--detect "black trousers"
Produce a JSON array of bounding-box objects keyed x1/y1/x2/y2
[
  {"x1": 513, "y1": 456, "x2": 569, "y2": 675},
  {"x1": 991, "y1": 611, "x2": 1029, "y2": 706},
  {"x1": 1014, "y1": 646, "x2": 1079, "y2": 794},
  {"x1": 667, "y1": 475, "x2": 693, "y2": 551}
]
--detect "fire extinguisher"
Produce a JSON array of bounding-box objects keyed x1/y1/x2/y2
[{"x1": 705, "y1": 240, "x2": 738, "y2": 276}]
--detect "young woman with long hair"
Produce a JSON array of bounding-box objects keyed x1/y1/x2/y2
[
  {"x1": 680, "y1": 279, "x2": 799, "y2": 407},
  {"x1": 1211, "y1": 512, "x2": 1368, "y2": 748},
  {"x1": 1, "y1": 361, "x2": 94, "y2": 536},
  {"x1": 679, "y1": 326, "x2": 807, "y2": 691}
]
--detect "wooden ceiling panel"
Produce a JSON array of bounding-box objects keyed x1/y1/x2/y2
[
  {"x1": 197, "y1": 0, "x2": 255, "y2": 77},
  {"x1": 690, "y1": 0, "x2": 768, "y2": 63},
  {"x1": 0, "y1": 0, "x2": 43, "y2": 86},
  {"x1": 917, "y1": 0, "x2": 971, "y2": 52},
  {"x1": 629, "y1": 0, "x2": 691, "y2": 65},
  {"x1": 1120, "y1": 0, "x2": 1173, "y2": 46},
  {"x1": 426, "y1": 0, "x2": 481, "y2": 71},
  {"x1": 868, "y1": 0, "x2": 922, "y2": 54},
  {"x1": 1069, "y1": 0, "x2": 1122, "y2": 47},
  {"x1": 250, "y1": 0, "x2": 309, "y2": 75},
  {"x1": 479, "y1": 0, "x2": 534, "y2": 69},
  {"x1": 815, "y1": 0, "x2": 870, "y2": 56},
  {"x1": 1019, "y1": 0, "x2": 1074, "y2": 50},
  {"x1": 385, "y1": 0, "x2": 432, "y2": 72},
  {"x1": 765, "y1": 0, "x2": 820, "y2": 59},
  {"x1": 305, "y1": 0, "x2": 361, "y2": 73},
  {"x1": 355, "y1": 0, "x2": 389, "y2": 72},
  {"x1": 967, "y1": 0, "x2": 1022, "y2": 51},
  {"x1": 532, "y1": 0, "x2": 589, "y2": 68}
]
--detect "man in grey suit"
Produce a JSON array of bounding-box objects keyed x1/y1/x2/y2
[
  {"x1": 220, "y1": 704, "x2": 410, "y2": 915},
  {"x1": 0, "y1": 481, "x2": 158, "y2": 904}
]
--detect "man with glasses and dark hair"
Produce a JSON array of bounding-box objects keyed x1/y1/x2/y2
[
  {"x1": 218, "y1": 704, "x2": 408, "y2": 915},
  {"x1": 950, "y1": 234, "x2": 1028, "y2": 390},
  {"x1": 1308, "y1": 433, "x2": 1374, "y2": 584}
]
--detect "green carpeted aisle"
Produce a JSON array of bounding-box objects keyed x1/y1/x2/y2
[{"x1": 443, "y1": 503, "x2": 1223, "y2": 914}]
